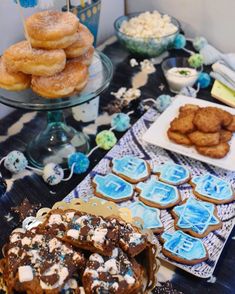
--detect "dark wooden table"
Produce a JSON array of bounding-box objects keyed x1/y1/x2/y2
[{"x1": 0, "y1": 38, "x2": 234, "y2": 294}]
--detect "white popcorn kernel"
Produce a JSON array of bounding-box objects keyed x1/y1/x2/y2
[
  {"x1": 48, "y1": 238, "x2": 61, "y2": 252},
  {"x1": 103, "y1": 259, "x2": 119, "y2": 274},
  {"x1": 124, "y1": 274, "x2": 135, "y2": 285},
  {"x1": 130, "y1": 58, "x2": 139, "y2": 67},
  {"x1": 91, "y1": 228, "x2": 108, "y2": 244},
  {"x1": 67, "y1": 229, "x2": 79, "y2": 239},
  {"x1": 111, "y1": 87, "x2": 127, "y2": 99},
  {"x1": 21, "y1": 237, "x2": 31, "y2": 246},
  {"x1": 18, "y1": 266, "x2": 34, "y2": 283},
  {"x1": 48, "y1": 214, "x2": 63, "y2": 225},
  {"x1": 89, "y1": 253, "x2": 104, "y2": 264}
]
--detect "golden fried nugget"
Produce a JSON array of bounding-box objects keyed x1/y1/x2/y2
[
  {"x1": 167, "y1": 129, "x2": 192, "y2": 146},
  {"x1": 220, "y1": 130, "x2": 233, "y2": 143},
  {"x1": 214, "y1": 108, "x2": 233, "y2": 127},
  {"x1": 179, "y1": 104, "x2": 200, "y2": 118},
  {"x1": 196, "y1": 142, "x2": 230, "y2": 158},
  {"x1": 226, "y1": 115, "x2": 235, "y2": 132},
  {"x1": 193, "y1": 107, "x2": 222, "y2": 133},
  {"x1": 170, "y1": 113, "x2": 195, "y2": 134},
  {"x1": 188, "y1": 131, "x2": 220, "y2": 147}
]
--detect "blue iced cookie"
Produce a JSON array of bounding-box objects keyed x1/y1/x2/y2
[
  {"x1": 112, "y1": 155, "x2": 150, "y2": 184},
  {"x1": 93, "y1": 173, "x2": 134, "y2": 203},
  {"x1": 191, "y1": 174, "x2": 235, "y2": 204},
  {"x1": 172, "y1": 197, "x2": 221, "y2": 238},
  {"x1": 136, "y1": 178, "x2": 181, "y2": 209},
  {"x1": 129, "y1": 201, "x2": 163, "y2": 233},
  {"x1": 161, "y1": 230, "x2": 208, "y2": 265},
  {"x1": 153, "y1": 162, "x2": 190, "y2": 185}
]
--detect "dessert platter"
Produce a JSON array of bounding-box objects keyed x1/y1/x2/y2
[
  {"x1": 0, "y1": 197, "x2": 159, "y2": 293},
  {"x1": 62, "y1": 104, "x2": 235, "y2": 279},
  {"x1": 0, "y1": 10, "x2": 113, "y2": 167}
]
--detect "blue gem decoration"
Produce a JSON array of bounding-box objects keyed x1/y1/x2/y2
[
  {"x1": 155, "y1": 95, "x2": 172, "y2": 113},
  {"x1": 129, "y1": 202, "x2": 162, "y2": 231},
  {"x1": 68, "y1": 152, "x2": 90, "y2": 174},
  {"x1": 153, "y1": 163, "x2": 190, "y2": 185},
  {"x1": 173, "y1": 34, "x2": 186, "y2": 49},
  {"x1": 197, "y1": 72, "x2": 211, "y2": 89},
  {"x1": 173, "y1": 197, "x2": 220, "y2": 235},
  {"x1": 162, "y1": 230, "x2": 207, "y2": 261},
  {"x1": 112, "y1": 156, "x2": 149, "y2": 183},
  {"x1": 137, "y1": 178, "x2": 179, "y2": 208},
  {"x1": 111, "y1": 113, "x2": 130, "y2": 132},
  {"x1": 93, "y1": 173, "x2": 133, "y2": 202}
]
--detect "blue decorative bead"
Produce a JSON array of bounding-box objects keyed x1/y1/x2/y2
[
  {"x1": 4, "y1": 151, "x2": 28, "y2": 173},
  {"x1": 197, "y1": 72, "x2": 211, "y2": 89},
  {"x1": 155, "y1": 95, "x2": 172, "y2": 113},
  {"x1": 111, "y1": 113, "x2": 130, "y2": 132},
  {"x1": 42, "y1": 163, "x2": 64, "y2": 186},
  {"x1": 173, "y1": 34, "x2": 186, "y2": 49},
  {"x1": 179, "y1": 86, "x2": 197, "y2": 98},
  {"x1": 14, "y1": 0, "x2": 38, "y2": 8},
  {"x1": 193, "y1": 37, "x2": 208, "y2": 52},
  {"x1": 68, "y1": 152, "x2": 90, "y2": 174}
]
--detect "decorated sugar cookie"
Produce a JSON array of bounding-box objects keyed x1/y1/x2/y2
[
  {"x1": 161, "y1": 231, "x2": 208, "y2": 265},
  {"x1": 191, "y1": 174, "x2": 235, "y2": 204},
  {"x1": 136, "y1": 178, "x2": 181, "y2": 209},
  {"x1": 129, "y1": 201, "x2": 163, "y2": 233},
  {"x1": 93, "y1": 173, "x2": 134, "y2": 202},
  {"x1": 153, "y1": 162, "x2": 190, "y2": 185},
  {"x1": 172, "y1": 197, "x2": 222, "y2": 238},
  {"x1": 112, "y1": 155, "x2": 150, "y2": 183}
]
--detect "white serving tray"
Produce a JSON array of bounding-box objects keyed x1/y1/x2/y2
[{"x1": 143, "y1": 95, "x2": 235, "y2": 171}]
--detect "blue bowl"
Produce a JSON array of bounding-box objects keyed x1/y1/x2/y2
[{"x1": 114, "y1": 12, "x2": 181, "y2": 57}]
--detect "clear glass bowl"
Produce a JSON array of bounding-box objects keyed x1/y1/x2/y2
[
  {"x1": 114, "y1": 12, "x2": 180, "y2": 57},
  {"x1": 161, "y1": 57, "x2": 199, "y2": 93}
]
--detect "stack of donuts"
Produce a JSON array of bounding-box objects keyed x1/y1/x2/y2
[{"x1": 0, "y1": 10, "x2": 94, "y2": 98}]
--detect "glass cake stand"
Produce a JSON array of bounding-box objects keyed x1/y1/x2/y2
[{"x1": 0, "y1": 51, "x2": 113, "y2": 168}]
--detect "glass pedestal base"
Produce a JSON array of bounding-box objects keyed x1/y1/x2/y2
[{"x1": 26, "y1": 111, "x2": 89, "y2": 168}]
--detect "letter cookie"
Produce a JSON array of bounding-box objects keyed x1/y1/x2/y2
[
  {"x1": 111, "y1": 155, "x2": 150, "y2": 183},
  {"x1": 172, "y1": 197, "x2": 221, "y2": 238},
  {"x1": 153, "y1": 162, "x2": 190, "y2": 185},
  {"x1": 191, "y1": 174, "x2": 235, "y2": 204},
  {"x1": 160, "y1": 231, "x2": 208, "y2": 265},
  {"x1": 136, "y1": 178, "x2": 181, "y2": 209},
  {"x1": 93, "y1": 173, "x2": 134, "y2": 202},
  {"x1": 129, "y1": 201, "x2": 163, "y2": 233}
]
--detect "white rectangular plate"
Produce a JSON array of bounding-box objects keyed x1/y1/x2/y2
[{"x1": 143, "y1": 95, "x2": 235, "y2": 171}]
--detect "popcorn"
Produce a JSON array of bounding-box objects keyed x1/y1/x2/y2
[
  {"x1": 120, "y1": 11, "x2": 178, "y2": 39},
  {"x1": 111, "y1": 87, "x2": 127, "y2": 99},
  {"x1": 140, "y1": 59, "x2": 155, "y2": 73},
  {"x1": 123, "y1": 88, "x2": 141, "y2": 101},
  {"x1": 130, "y1": 58, "x2": 139, "y2": 67}
]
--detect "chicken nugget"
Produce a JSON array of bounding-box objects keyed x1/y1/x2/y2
[
  {"x1": 188, "y1": 131, "x2": 220, "y2": 147},
  {"x1": 179, "y1": 104, "x2": 200, "y2": 117},
  {"x1": 167, "y1": 129, "x2": 192, "y2": 146},
  {"x1": 170, "y1": 113, "x2": 195, "y2": 134},
  {"x1": 196, "y1": 142, "x2": 230, "y2": 158},
  {"x1": 226, "y1": 115, "x2": 235, "y2": 132},
  {"x1": 193, "y1": 107, "x2": 222, "y2": 133},
  {"x1": 220, "y1": 130, "x2": 233, "y2": 143}
]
